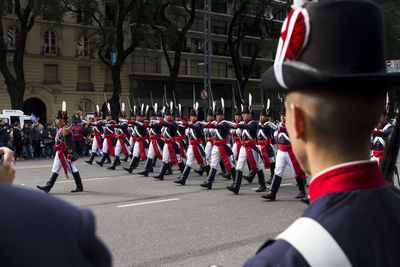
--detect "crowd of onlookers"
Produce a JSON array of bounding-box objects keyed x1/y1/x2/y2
[{"x1": 0, "y1": 111, "x2": 92, "y2": 161}]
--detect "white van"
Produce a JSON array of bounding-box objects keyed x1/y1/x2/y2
[{"x1": 0, "y1": 110, "x2": 33, "y2": 126}]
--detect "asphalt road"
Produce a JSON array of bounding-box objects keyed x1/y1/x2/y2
[{"x1": 15, "y1": 157, "x2": 308, "y2": 267}]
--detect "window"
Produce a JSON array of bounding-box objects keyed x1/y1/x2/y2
[
  {"x1": 179, "y1": 59, "x2": 187, "y2": 75},
  {"x1": 44, "y1": 64, "x2": 58, "y2": 83},
  {"x1": 192, "y1": 17, "x2": 204, "y2": 32},
  {"x1": 104, "y1": 68, "x2": 113, "y2": 92},
  {"x1": 78, "y1": 99, "x2": 93, "y2": 114},
  {"x1": 211, "y1": 1, "x2": 227, "y2": 13},
  {"x1": 212, "y1": 41, "x2": 229, "y2": 56},
  {"x1": 211, "y1": 20, "x2": 227, "y2": 35},
  {"x1": 78, "y1": 66, "x2": 91, "y2": 83},
  {"x1": 191, "y1": 38, "x2": 204, "y2": 53},
  {"x1": 132, "y1": 56, "x2": 161, "y2": 74},
  {"x1": 191, "y1": 60, "x2": 204, "y2": 76},
  {"x1": 7, "y1": 27, "x2": 17, "y2": 50},
  {"x1": 77, "y1": 36, "x2": 89, "y2": 57},
  {"x1": 242, "y1": 42, "x2": 258, "y2": 57},
  {"x1": 105, "y1": 4, "x2": 116, "y2": 26},
  {"x1": 5, "y1": 0, "x2": 14, "y2": 14},
  {"x1": 211, "y1": 62, "x2": 227, "y2": 77},
  {"x1": 43, "y1": 30, "x2": 57, "y2": 55}
]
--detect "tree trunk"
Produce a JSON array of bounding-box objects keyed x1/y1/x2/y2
[
  {"x1": 111, "y1": 66, "x2": 122, "y2": 119},
  {"x1": 6, "y1": 80, "x2": 25, "y2": 110}
]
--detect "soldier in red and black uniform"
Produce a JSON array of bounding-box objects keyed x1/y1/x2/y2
[
  {"x1": 85, "y1": 105, "x2": 103, "y2": 165},
  {"x1": 371, "y1": 110, "x2": 393, "y2": 163},
  {"x1": 37, "y1": 102, "x2": 83, "y2": 193}
]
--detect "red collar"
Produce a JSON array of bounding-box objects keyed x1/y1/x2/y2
[
  {"x1": 309, "y1": 161, "x2": 387, "y2": 203},
  {"x1": 378, "y1": 121, "x2": 388, "y2": 129},
  {"x1": 245, "y1": 119, "x2": 252, "y2": 124}
]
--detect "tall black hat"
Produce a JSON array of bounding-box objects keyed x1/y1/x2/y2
[
  {"x1": 56, "y1": 101, "x2": 68, "y2": 119},
  {"x1": 71, "y1": 114, "x2": 81, "y2": 124},
  {"x1": 94, "y1": 105, "x2": 101, "y2": 118},
  {"x1": 105, "y1": 103, "x2": 112, "y2": 116},
  {"x1": 242, "y1": 94, "x2": 253, "y2": 114},
  {"x1": 164, "y1": 101, "x2": 174, "y2": 116},
  {"x1": 175, "y1": 104, "x2": 183, "y2": 117},
  {"x1": 190, "y1": 102, "x2": 199, "y2": 116},
  {"x1": 216, "y1": 98, "x2": 225, "y2": 115},
  {"x1": 260, "y1": 99, "x2": 271, "y2": 116},
  {"x1": 234, "y1": 106, "x2": 242, "y2": 116},
  {"x1": 261, "y1": 0, "x2": 400, "y2": 92},
  {"x1": 119, "y1": 103, "x2": 126, "y2": 118}
]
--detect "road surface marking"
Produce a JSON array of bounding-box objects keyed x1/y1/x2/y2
[
  {"x1": 58, "y1": 177, "x2": 110, "y2": 183},
  {"x1": 118, "y1": 198, "x2": 180, "y2": 208},
  {"x1": 16, "y1": 165, "x2": 53, "y2": 170}
]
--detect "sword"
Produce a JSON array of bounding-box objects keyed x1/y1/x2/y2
[{"x1": 150, "y1": 91, "x2": 154, "y2": 107}]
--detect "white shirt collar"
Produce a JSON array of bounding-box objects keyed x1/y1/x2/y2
[{"x1": 310, "y1": 160, "x2": 374, "y2": 184}]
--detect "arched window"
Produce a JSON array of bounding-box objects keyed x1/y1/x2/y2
[
  {"x1": 77, "y1": 35, "x2": 89, "y2": 57},
  {"x1": 7, "y1": 27, "x2": 17, "y2": 50},
  {"x1": 43, "y1": 30, "x2": 57, "y2": 55}
]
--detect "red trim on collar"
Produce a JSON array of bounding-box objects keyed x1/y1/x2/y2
[
  {"x1": 245, "y1": 119, "x2": 252, "y2": 124},
  {"x1": 309, "y1": 162, "x2": 387, "y2": 203}
]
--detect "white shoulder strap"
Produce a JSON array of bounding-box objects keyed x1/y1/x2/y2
[{"x1": 276, "y1": 217, "x2": 352, "y2": 267}]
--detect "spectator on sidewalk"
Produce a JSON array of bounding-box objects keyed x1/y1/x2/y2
[
  {"x1": 72, "y1": 115, "x2": 83, "y2": 157},
  {"x1": 0, "y1": 120, "x2": 10, "y2": 148},
  {"x1": 31, "y1": 120, "x2": 41, "y2": 159},
  {"x1": 12, "y1": 122, "x2": 23, "y2": 160}
]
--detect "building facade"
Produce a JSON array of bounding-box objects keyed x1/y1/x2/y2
[
  {"x1": 0, "y1": 4, "x2": 129, "y2": 123},
  {"x1": 129, "y1": 0, "x2": 289, "y2": 119}
]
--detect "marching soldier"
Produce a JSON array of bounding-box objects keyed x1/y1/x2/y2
[
  {"x1": 261, "y1": 108, "x2": 307, "y2": 200},
  {"x1": 107, "y1": 104, "x2": 132, "y2": 170},
  {"x1": 227, "y1": 95, "x2": 266, "y2": 194},
  {"x1": 371, "y1": 110, "x2": 393, "y2": 163},
  {"x1": 37, "y1": 101, "x2": 83, "y2": 193},
  {"x1": 123, "y1": 104, "x2": 149, "y2": 173},
  {"x1": 245, "y1": 1, "x2": 400, "y2": 265},
  {"x1": 175, "y1": 104, "x2": 187, "y2": 159},
  {"x1": 85, "y1": 105, "x2": 103, "y2": 165},
  {"x1": 95, "y1": 104, "x2": 116, "y2": 167},
  {"x1": 200, "y1": 99, "x2": 236, "y2": 189},
  {"x1": 231, "y1": 106, "x2": 243, "y2": 161},
  {"x1": 175, "y1": 103, "x2": 209, "y2": 185},
  {"x1": 152, "y1": 103, "x2": 185, "y2": 180},
  {"x1": 137, "y1": 104, "x2": 164, "y2": 177},
  {"x1": 194, "y1": 106, "x2": 215, "y2": 176}
]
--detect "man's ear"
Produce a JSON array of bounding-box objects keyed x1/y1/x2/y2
[{"x1": 290, "y1": 103, "x2": 305, "y2": 139}]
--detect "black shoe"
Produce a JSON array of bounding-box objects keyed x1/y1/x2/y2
[
  {"x1": 174, "y1": 166, "x2": 191, "y2": 185},
  {"x1": 95, "y1": 153, "x2": 107, "y2": 167},
  {"x1": 201, "y1": 168, "x2": 216, "y2": 189},
  {"x1": 227, "y1": 170, "x2": 242, "y2": 195},
  {"x1": 295, "y1": 191, "x2": 307, "y2": 199},
  {"x1": 261, "y1": 175, "x2": 282, "y2": 201},
  {"x1": 123, "y1": 167, "x2": 133, "y2": 174},
  {"x1": 165, "y1": 163, "x2": 173, "y2": 175},
  {"x1": 85, "y1": 154, "x2": 96, "y2": 165},
  {"x1": 222, "y1": 172, "x2": 231, "y2": 179},
  {"x1": 255, "y1": 186, "x2": 267, "y2": 192},
  {"x1": 137, "y1": 170, "x2": 149, "y2": 177},
  {"x1": 124, "y1": 157, "x2": 139, "y2": 173},
  {"x1": 178, "y1": 162, "x2": 185, "y2": 173},
  {"x1": 107, "y1": 156, "x2": 119, "y2": 170},
  {"x1": 107, "y1": 165, "x2": 116, "y2": 170},
  {"x1": 71, "y1": 172, "x2": 83, "y2": 193},
  {"x1": 194, "y1": 167, "x2": 204, "y2": 176},
  {"x1": 153, "y1": 163, "x2": 167, "y2": 180},
  {"x1": 244, "y1": 170, "x2": 256, "y2": 184},
  {"x1": 37, "y1": 173, "x2": 58, "y2": 193},
  {"x1": 121, "y1": 157, "x2": 128, "y2": 162},
  {"x1": 301, "y1": 197, "x2": 310, "y2": 205},
  {"x1": 138, "y1": 159, "x2": 153, "y2": 177},
  {"x1": 295, "y1": 178, "x2": 307, "y2": 199},
  {"x1": 266, "y1": 177, "x2": 273, "y2": 185}
]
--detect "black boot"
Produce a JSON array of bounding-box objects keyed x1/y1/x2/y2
[
  {"x1": 255, "y1": 170, "x2": 267, "y2": 192},
  {"x1": 137, "y1": 158, "x2": 153, "y2": 177},
  {"x1": 115, "y1": 156, "x2": 121, "y2": 166},
  {"x1": 227, "y1": 170, "x2": 242, "y2": 194},
  {"x1": 218, "y1": 161, "x2": 227, "y2": 176},
  {"x1": 105, "y1": 153, "x2": 112, "y2": 164},
  {"x1": 165, "y1": 162, "x2": 173, "y2": 175},
  {"x1": 153, "y1": 158, "x2": 157, "y2": 167},
  {"x1": 37, "y1": 173, "x2": 58, "y2": 193},
  {"x1": 204, "y1": 165, "x2": 211, "y2": 176},
  {"x1": 175, "y1": 166, "x2": 191, "y2": 185},
  {"x1": 295, "y1": 178, "x2": 307, "y2": 199},
  {"x1": 123, "y1": 157, "x2": 139, "y2": 174},
  {"x1": 85, "y1": 153, "x2": 96, "y2": 165},
  {"x1": 153, "y1": 162, "x2": 167, "y2": 180},
  {"x1": 244, "y1": 170, "x2": 257, "y2": 184},
  {"x1": 107, "y1": 156, "x2": 119, "y2": 170},
  {"x1": 194, "y1": 165, "x2": 205, "y2": 176},
  {"x1": 267, "y1": 162, "x2": 276, "y2": 184},
  {"x1": 121, "y1": 157, "x2": 128, "y2": 162},
  {"x1": 201, "y1": 168, "x2": 217, "y2": 189},
  {"x1": 261, "y1": 175, "x2": 282, "y2": 201},
  {"x1": 178, "y1": 162, "x2": 185, "y2": 173},
  {"x1": 95, "y1": 153, "x2": 107, "y2": 167},
  {"x1": 71, "y1": 172, "x2": 83, "y2": 193}
]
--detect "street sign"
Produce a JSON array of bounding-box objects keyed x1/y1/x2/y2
[
  {"x1": 386, "y1": 60, "x2": 400, "y2": 72},
  {"x1": 111, "y1": 46, "x2": 118, "y2": 66},
  {"x1": 201, "y1": 90, "x2": 208, "y2": 100}
]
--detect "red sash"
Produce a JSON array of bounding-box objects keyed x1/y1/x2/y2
[
  {"x1": 373, "y1": 150, "x2": 383, "y2": 161},
  {"x1": 93, "y1": 132, "x2": 103, "y2": 149},
  {"x1": 233, "y1": 136, "x2": 241, "y2": 156},
  {"x1": 150, "y1": 134, "x2": 163, "y2": 160},
  {"x1": 241, "y1": 139, "x2": 258, "y2": 171},
  {"x1": 136, "y1": 136, "x2": 148, "y2": 160},
  {"x1": 190, "y1": 138, "x2": 205, "y2": 166},
  {"x1": 207, "y1": 137, "x2": 214, "y2": 147},
  {"x1": 279, "y1": 144, "x2": 292, "y2": 152},
  {"x1": 258, "y1": 139, "x2": 271, "y2": 169},
  {"x1": 104, "y1": 133, "x2": 115, "y2": 156},
  {"x1": 165, "y1": 137, "x2": 178, "y2": 165},
  {"x1": 117, "y1": 133, "x2": 129, "y2": 158},
  {"x1": 55, "y1": 143, "x2": 69, "y2": 178},
  {"x1": 214, "y1": 138, "x2": 231, "y2": 171},
  {"x1": 288, "y1": 150, "x2": 306, "y2": 179},
  {"x1": 177, "y1": 136, "x2": 186, "y2": 158}
]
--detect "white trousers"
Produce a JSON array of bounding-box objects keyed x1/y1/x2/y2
[
  {"x1": 51, "y1": 152, "x2": 78, "y2": 174},
  {"x1": 132, "y1": 142, "x2": 148, "y2": 158},
  {"x1": 186, "y1": 145, "x2": 207, "y2": 167},
  {"x1": 257, "y1": 144, "x2": 276, "y2": 164},
  {"x1": 209, "y1": 145, "x2": 235, "y2": 169},
  {"x1": 275, "y1": 150, "x2": 296, "y2": 177},
  {"x1": 115, "y1": 141, "x2": 131, "y2": 157},
  {"x1": 232, "y1": 143, "x2": 239, "y2": 160},
  {"x1": 162, "y1": 143, "x2": 182, "y2": 164},
  {"x1": 205, "y1": 142, "x2": 213, "y2": 162},
  {"x1": 102, "y1": 139, "x2": 110, "y2": 153},
  {"x1": 236, "y1": 146, "x2": 262, "y2": 171},
  {"x1": 92, "y1": 137, "x2": 100, "y2": 154},
  {"x1": 147, "y1": 141, "x2": 163, "y2": 160}
]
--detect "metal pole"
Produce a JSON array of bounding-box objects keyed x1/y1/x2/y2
[{"x1": 203, "y1": 0, "x2": 211, "y2": 118}]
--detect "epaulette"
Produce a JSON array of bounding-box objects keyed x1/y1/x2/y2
[{"x1": 63, "y1": 128, "x2": 71, "y2": 136}]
